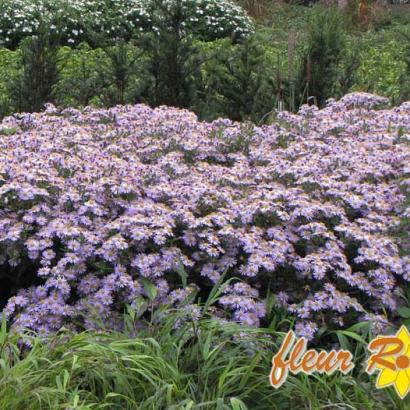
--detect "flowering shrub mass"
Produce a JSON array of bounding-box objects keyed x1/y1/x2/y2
[
  {"x1": 1, "y1": 92, "x2": 409, "y2": 339},
  {"x1": 0, "y1": 0, "x2": 254, "y2": 47}
]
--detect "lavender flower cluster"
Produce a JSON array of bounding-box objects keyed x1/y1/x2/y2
[{"x1": 1, "y1": 92, "x2": 409, "y2": 340}]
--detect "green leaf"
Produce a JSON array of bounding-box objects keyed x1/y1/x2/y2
[
  {"x1": 0, "y1": 314, "x2": 7, "y2": 346},
  {"x1": 203, "y1": 270, "x2": 233, "y2": 313},
  {"x1": 230, "y1": 398, "x2": 248, "y2": 410},
  {"x1": 216, "y1": 398, "x2": 224, "y2": 410},
  {"x1": 0, "y1": 127, "x2": 17, "y2": 136},
  {"x1": 336, "y1": 332, "x2": 349, "y2": 351},
  {"x1": 398, "y1": 307, "x2": 410, "y2": 319},
  {"x1": 126, "y1": 304, "x2": 136, "y2": 321},
  {"x1": 105, "y1": 393, "x2": 122, "y2": 398},
  {"x1": 202, "y1": 331, "x2": 212, "y2": 360},
  {"x1": 175, "y1": 257, "x2": 187, "y2": 288},
  {"x1": 140, "y1": 278, "x2": 158, "y2": 301},
  {"x1": 337, "y1": 330, "x2": 366, "y2": 345}
]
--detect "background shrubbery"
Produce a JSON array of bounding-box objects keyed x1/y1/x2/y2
[
  {"x1": 0, "y1": 0, "x2": 253, "y2": 48},
  {"x1": 0, "y1": 2, "x2": 409, "y2": 122}
]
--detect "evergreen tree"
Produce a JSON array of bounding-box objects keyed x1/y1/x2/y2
[{"x1": 10, "y1": 24, "x2": 60, "y2": 113}]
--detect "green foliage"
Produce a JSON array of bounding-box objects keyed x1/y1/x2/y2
[
  {"x1": 351, "y1": 38, "x2": 409, "y2": 104},
  {"x1": 0, "y1": 305, "x2": 278, "y2": 409},
  {"x1": 139, "y1": 0, "x2": 205, "y2": 109},
  {"x1": 0, "y1": 3, "x2": 409, "y2": 121},
  {"x1": 0, "y1": 48, "x2": 19, "y2": 118},
  {"x1": 98, "y1": 41, "x2": 146, "y2": 106},
  {"x1": 8, "y1": 25, "x2": 60, "y2": 113},
  {"x1": 0, "y1": 0, "x2": 253, "y2": 48},
  {"x1": 300, "y1": 6, "x2": 348, "y2": 106},
  {"x1": 55, "y1": 42, "x2": 149, "y2": 108},
  {"x1": 0, "y1": 303, "x2": 409, "y2": 409},
  {"x1": 198, "y1": 33, "x2": 276, "y2": 122},
  {"x1": 54, "y1": 44, "x2": 108, "y2": 108}
]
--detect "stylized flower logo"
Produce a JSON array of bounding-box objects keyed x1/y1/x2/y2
[{"x1": 367, "y1": 326, "x2": 410, "y2": 399}]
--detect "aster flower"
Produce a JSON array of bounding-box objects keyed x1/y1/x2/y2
[{"x1": 0, "y1": 93, "x2": 409, "y2": 334}]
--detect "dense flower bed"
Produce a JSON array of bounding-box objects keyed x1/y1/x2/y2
[
  {"x1": 0, "y1": 0, "x2": 254, "y2": 47},
  {"x1": 1, "y1": 92, "x2": 409, "y2": 339}
]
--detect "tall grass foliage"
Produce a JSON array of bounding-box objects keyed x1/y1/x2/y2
[{"x1": 1, "y1": 286, "x2": 409, "y2": 409}]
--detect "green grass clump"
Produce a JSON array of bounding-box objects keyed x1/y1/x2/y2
[{"x1": 1, "y1": 303, "x2": 409, "y2": 409}]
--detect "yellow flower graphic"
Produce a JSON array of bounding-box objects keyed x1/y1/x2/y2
[{"x1": 367, "y1": 325, "x2": 410, "y2": 399}]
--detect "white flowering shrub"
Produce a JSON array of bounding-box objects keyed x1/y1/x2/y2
[
  {"x1": 0, "y1": 0, "x2": 254, "y2": 48},
  {"x1": 151, "y1": 0, "x2": 255, "y2": 40},
  {"x1": 0, "y1": 0, "x2": 85, "y2": 47}
]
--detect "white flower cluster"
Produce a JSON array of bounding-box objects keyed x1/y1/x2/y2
[
  {"x1": 0, "y1": 0, "x2": 253, "y2": 47},
  {"x1": 153, "y1": 0, "x2": 254, "y2": 39}
]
